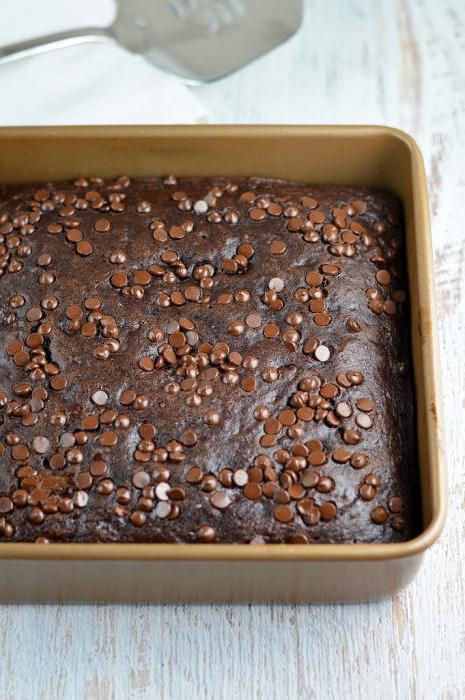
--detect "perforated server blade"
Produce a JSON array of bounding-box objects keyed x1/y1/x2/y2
[{"x1": 0, "y1": 0, "x2": 303, "y2": 83}]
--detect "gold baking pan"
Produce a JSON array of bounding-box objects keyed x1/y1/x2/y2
[{"x1": 0, "y1": 125, "x2": 446, "y2": 603}]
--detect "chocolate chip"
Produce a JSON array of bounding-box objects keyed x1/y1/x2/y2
[
  {"x1": 302, "y1": 471, "x2": 319, "y2": 488},
  {"x1": 376, "y1": 269, "x2": 391, "y2": 285},
  {"x1": 91, "y1": 390, "x2": 108, "y2": 406},
  {"x1": 360, "y1": 484, "x2": 376, "y2": 501},
  {"x1": 319, "y1": 501, "x2": 337, "y2": 521},
  {"x1": 249, "y1": 207, "x2": 266, "y2": 221},
  {"x1": 274, "y1": 505, "x2": 294, "y2": 523},
  {"x1": 50, "y1": 375, "x2": 68, "y2": 391},
  {"x1": 335, "y1": 402, "x2": 352, "y2": 418},
  {"x1": 269, "y1": 277, "x2": 284, "y2": 292},
  {"x1": 371, "y1": 506, "x2": 389, "y2": 524},
  {"x1": 0, "y1": 497, "x2": 13, "y2": 514},
  {"x1": 32, "y1": 436, "x2": 50, "y2": 454},
  {"x1": 313, "y1": 312, "x2": 331, "y2": 326},
  {"x1": 130, "y1": 511, "x2": 146, "y2": 527},
  {"x1": 197, "y1": 525, "x2": 215, "y2": 542},
  {"x1": 210, "y1": 491, "x2": 231, "y2": 510},
  {"x1": 314, "y1": 345, "x2": 330, "y2": 362},
  {"x1": 269, "y1": 240, "x2": 287, "y2": 255},
  {"x1": 332, "y1": 448, "x2": 351, "y2": 463},
  {"x1": 347, "y1": 318, "x2": 362, "y2": 332},
  {"x1": 306, "y1": 271, "x2": 323, "y2": 286},
  {"x1": 343, "y1": 429, "x2": 361, "y2": 445},
  {"x1": 350, "y1": 452, "x2": 368, "y2": 469},
  {"x1": 243, "y1": 483, "x2": 262, "y2": 500},
  {"x1": 356, "y1": 413, "x2": 373, "y2": 429},
  {"x1": 245, "y1": 313, "x2": 262, "y2": 329},
  {"x1": 391, "y1": 515, "x2": 407, "y2": 531},
  {"x1": 261, "y1": 367, "x2": 279, "y2": 383},
  {"x1": 356, "y1": 398, "x2": 374, "y2": 412},
  {"x1": 28, "y1": 507, "x2": 45, "y2": 524},
  {"x1": 388, "y1": 496, "x2": 402, "y2": 513},
  {"x1": 76, "y1": 241, "x2": 93, "y2": 256}
]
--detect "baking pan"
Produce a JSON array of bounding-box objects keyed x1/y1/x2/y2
[{"x1": 0, "y1": 125, "x2": 446, "y2": 603}]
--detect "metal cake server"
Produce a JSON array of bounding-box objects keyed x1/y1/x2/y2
[{"x1": 0, "y1": 0, "x2": 303, "y2": 84}]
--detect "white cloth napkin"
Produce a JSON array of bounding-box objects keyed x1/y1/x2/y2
[{"x1": 0, "y1": 0, "x2": 209, "y2": 125}]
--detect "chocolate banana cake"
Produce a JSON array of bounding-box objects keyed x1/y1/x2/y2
[{"x1": 0, "y1": 175, "x2": 419, "y2": 543}]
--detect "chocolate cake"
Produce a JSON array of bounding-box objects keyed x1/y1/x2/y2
[{"x1": 0, "y1": 175, "x2": 419, "y2": 543}]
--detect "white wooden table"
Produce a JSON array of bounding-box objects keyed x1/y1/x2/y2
[{"x1": 0, "y1": 1, "x2": 464, "y2": 698}]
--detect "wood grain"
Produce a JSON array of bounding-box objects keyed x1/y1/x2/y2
[{"x1": 0, "y1": 1, "x2": 464, "y2": 698}]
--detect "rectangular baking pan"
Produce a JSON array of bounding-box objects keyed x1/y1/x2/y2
[{"x1": 0, "y1": 125, "x2": 446, "y2": 603}]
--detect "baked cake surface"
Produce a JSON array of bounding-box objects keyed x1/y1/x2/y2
[{"x1": 0, "y1": 175, "x2": 419, "y2": 543}]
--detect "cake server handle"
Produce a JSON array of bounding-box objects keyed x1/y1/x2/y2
[{"x1": 0, "y1": 27, "x2": 117, "y2": 65}]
